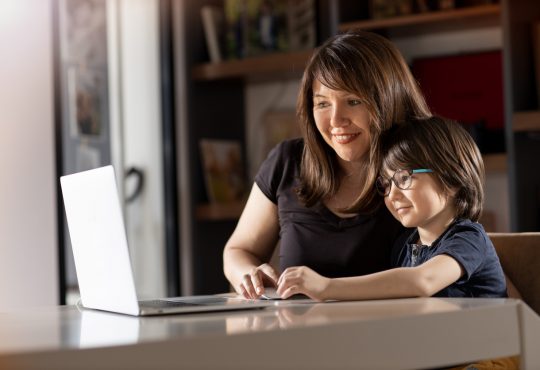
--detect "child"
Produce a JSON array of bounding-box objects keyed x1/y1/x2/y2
[{"x1": 276, "y1": 116, "x2": 507, "y2": 301}]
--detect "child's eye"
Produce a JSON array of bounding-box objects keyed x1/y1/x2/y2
[{"x1": 397, "y1": 174, "x2": 411, "y2": 186}]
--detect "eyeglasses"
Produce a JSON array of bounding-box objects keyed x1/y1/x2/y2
[{"x1": 376, "y1": 169, "x2": 433, "y2": 196}]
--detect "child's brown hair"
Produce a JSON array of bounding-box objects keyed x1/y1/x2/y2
[{"x1": 380, "y1": 116, "x2": 485, "y2": 221}]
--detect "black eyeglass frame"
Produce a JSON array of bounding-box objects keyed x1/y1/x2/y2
[{"x1": 376, "y1": 169, "x2": 433, "y2": 196}]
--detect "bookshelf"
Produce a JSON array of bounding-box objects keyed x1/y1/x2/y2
[
  {"x1": 191, "y1": 4, "x2": 501, "y2": 82},
  {"x1": 502, "y1": 1, "x2": 540, "y2": 231},
  {"x1": 339, "y1": 4, "x2": 500, "y2": 32},
  {"x1": 192, "y1": 49, "x2": 312, "y2": 81},
  {"x1": 174, "y1": 0, "x2": 540, "y2": 294}
]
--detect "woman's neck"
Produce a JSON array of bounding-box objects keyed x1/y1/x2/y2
[
  {"x1": 338, "y1": 158, "x2": 368, "y2": 181},
  {"x1": 324, "y1": 159, "x2": 369, "y2": 217}
]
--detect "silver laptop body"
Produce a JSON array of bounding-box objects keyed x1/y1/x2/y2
[{"x1": 60, "y1": 165, "x2": 268, "y2": 316}]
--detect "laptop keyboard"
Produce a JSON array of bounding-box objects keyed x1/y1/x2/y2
[
  {"x1": 140, "y1": 297, "x2": 230, "y2": 308},
  {"x1": 140, "y1": 300, "x2": 201, "y2": 308}
]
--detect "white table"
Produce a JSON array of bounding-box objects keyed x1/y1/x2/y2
[{"x1": 0, "y1": 297, "x2": 538, "y2": 369}]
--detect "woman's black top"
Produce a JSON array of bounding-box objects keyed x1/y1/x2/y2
[{"x1": 255, "y1": 138, "x2": 405, "y2": 278}]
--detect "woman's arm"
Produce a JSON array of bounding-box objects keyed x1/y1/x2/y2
[
  {"x1": 223, "y1": 183, "x2": 281, "y2": 299},
  {"x1": 278, "y1": 255, "x2": 464, "y2": 301}
]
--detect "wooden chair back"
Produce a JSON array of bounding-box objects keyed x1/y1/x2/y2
[{"x1": 489, "y1": 232, "x2": 540, "y2": 315}]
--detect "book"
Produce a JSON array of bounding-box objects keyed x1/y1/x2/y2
[
  {"x1": 201, "y1": 5, "x2": 225, "y2": 63},
  {"x1": 287, "y1": 0, "x2": 316, "y2": 52},
  {"x1": 199, "y1": 139, "x2": 245, "y2": 204},
  {"x1": 224, "y1": 0, "x2": 313, "y2": 59}
]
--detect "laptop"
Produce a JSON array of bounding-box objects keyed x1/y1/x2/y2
[{"x1": 60, "y1": 165, "x2": 269, "y2": 316}]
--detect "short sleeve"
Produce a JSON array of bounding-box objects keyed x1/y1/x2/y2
[
  {"x1": 434, "y1": 225, "x2": 488, "y2": 281},
  {"x1": 254, "y1": 139, "x2": 302, "y2": 204}
]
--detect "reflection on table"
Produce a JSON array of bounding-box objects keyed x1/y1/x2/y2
[{"x1": 0, "y1": 297, "x2": 538, "y2": 369}]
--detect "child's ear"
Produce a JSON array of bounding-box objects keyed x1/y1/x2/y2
[{"x1": 447, "y1": 187, "x2": 458, "y2": 198}]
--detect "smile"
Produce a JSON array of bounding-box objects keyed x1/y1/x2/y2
[
  {"x1": 333, "y1": 133, "x2": 359, "y2": 144},
  {"x1": 395, "y1": 206, "x2": 412, "y2": 214}
]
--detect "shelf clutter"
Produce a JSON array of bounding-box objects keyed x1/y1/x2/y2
[
  {"x1": 193, "y1": 3, "x2": 501, "y2": 81},
  {"x1": 195, "y1": 0, "x2": 315, "y2": 81},
  {"x1": 339, "y1": 3, "x2": 500, "y2": 32},
  {"x1": 193, "y1": 1, "x2": 508, "y2": 222}
]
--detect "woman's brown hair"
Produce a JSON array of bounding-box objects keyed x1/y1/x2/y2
[
  {"x1": 380, "y1": 116, "x2": 485, "y2": 221},
  {"x1": 296, "y1": 29, "x2": 431, "y2": 213}
]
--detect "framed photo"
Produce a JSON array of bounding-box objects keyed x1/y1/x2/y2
[{"x1": 199, "y1": 139, "x2": 246, "y2": 203}]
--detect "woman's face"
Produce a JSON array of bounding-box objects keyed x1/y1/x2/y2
[{"x1": 312, "y1": 80, "x2": 371, "y2": 166}]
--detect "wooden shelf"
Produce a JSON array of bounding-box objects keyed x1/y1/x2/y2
[
  {"x1": 513, "y1": 111, "x2": 540, "y2": 132},
  {"x1": 483, "y1": 153, "x2": 507, "y2": 173},
  {"x1": 192, "y1": 49, "x2": 313, "y2": 81},
  {"x1": 339, "y1": 4, "x2": 500, "y2": 32},
  {"x1": 195, "y1": 201, "x2": 245, "y2": 221}
]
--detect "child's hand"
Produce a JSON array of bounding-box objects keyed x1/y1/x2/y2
[{"x1": 277, "y1": 266, "x2": 330, "y2": 301}]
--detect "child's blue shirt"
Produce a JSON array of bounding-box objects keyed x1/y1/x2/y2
[{"x1": 391, "y1": 219, "x2": 508, "y2": 298}]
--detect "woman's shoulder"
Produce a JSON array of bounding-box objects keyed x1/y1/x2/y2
[
  {"x1": 273, "y1": 138, "x2": 304, "y2": 157},
  {"x1": 261, "y1": 138, "x2": 303, "y2": 170},
  {"x1": 255, "y1": 138, "x2": 304, "y2": 202}
]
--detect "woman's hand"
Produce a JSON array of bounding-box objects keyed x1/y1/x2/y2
[
  {"x1": 223, "y1": 184, "x2": 281, "y2": 299},
  {"x1": 238, "y1": 263, "x2": 279, "y2": 299},
  {"x1": 277, "y1": 266, "x2": 331, "y2": 302}
]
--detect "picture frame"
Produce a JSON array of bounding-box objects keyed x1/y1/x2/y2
[
  {"x1": 66, "y1": 65, "x2": 107, "y2": 139},
  {"x1": 199, "y1": 139, "x2": 246, "y2": 204}
]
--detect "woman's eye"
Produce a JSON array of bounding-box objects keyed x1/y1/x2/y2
[
  {"x1": 348, "y1": 99, "x2": 361, "y2": 106},
  {"x1": 314, "y1": 101, "x2": 329, "y2": 109}
]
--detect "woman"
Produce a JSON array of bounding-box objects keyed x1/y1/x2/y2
[{"x1": 223, "y1": 30, "x2": 431, "y2": 299}]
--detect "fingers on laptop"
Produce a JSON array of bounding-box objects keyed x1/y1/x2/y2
[{"x1": 240, "y1": 264, "x2": 278, "y2": 299}]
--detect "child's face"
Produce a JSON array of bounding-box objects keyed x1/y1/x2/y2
[{"x1": 383, "y1": 169, "x2": 456, "y2": 232}]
